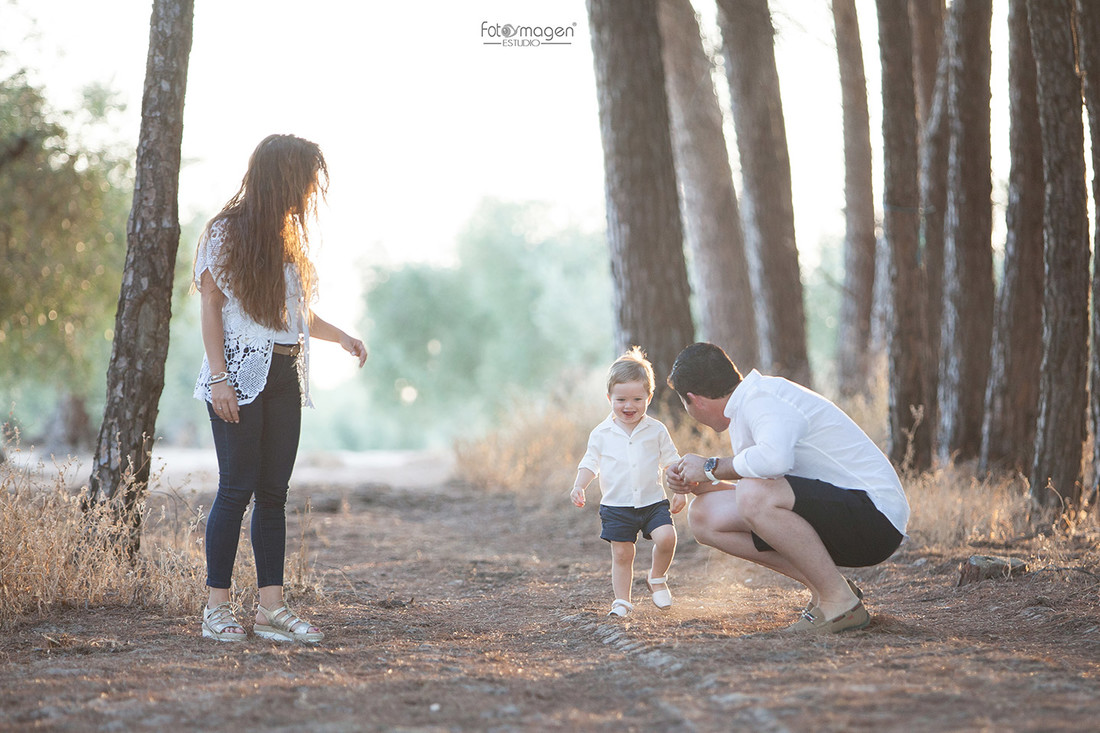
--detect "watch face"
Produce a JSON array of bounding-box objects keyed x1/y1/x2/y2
[{"x1": 705, "y1": 457, "x2": 718, "y2": 472}]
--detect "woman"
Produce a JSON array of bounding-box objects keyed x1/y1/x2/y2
[{"x1": 193, "y1": 134, "x2": 368, "y2": 643}]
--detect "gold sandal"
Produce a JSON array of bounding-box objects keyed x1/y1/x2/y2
[
  {"x1": 254, "y1": 603, "x2": 324, "y2": 643},
  {"x1": 202, "y1": 602, "x2": 247, "y2": 642}
]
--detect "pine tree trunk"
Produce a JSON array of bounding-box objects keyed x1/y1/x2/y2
[
  {"x1": 657, "y1": 0, "x2": 758, "y2": 369},
  {"x1": 587, "y1": 0, "x2": 696, "y2": 408},
  {"x1": 1028, "y1": 0, "x2": 1089, "y2": 512},
  {"x1": 715, "y1": 0, "x2": 810, "y2": 386},
  {"x1": 833, "y1": 0, "x2": 878, "y2": 398},
  {"x1": 87, "y1": 0, "x2": 193, "y2": 556},
  {"x1": 981, "y1": 0, "x2": 1044, "y2": 476},
  {"x1": 918, "y1": 35, "x2": 950, "y2": 454},
  {"x1": 1075, "y1": 0, "x2": 1100, "y2": 506},
  {"x1": 877, "y1": 0, "x2": 932, "y2": 472},
  {"x1": 937, "y1": 0, "x2": 994, "y2": 463},
  {"x1": 909, "y1": 0, "x2": 946, "y2": 133}
]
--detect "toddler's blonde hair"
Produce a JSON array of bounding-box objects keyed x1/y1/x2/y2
[{"x1": 607, "y1": 346, "x2": 655, "y2": 396}]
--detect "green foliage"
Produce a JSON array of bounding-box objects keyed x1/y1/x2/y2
[
  {"x1": 0, "y1": 70, "x2": 131, "y2": 432},
  {"x1": 803, "y1": 238, "x2": 844, "y2": 390},
  {"x1": 360, "y1": 199, "x2": 614, "y2": 448}
]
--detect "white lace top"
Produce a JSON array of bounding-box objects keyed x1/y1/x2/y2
[{"x1": 192, "y1": 219, "x2": 314, "y2": 408}]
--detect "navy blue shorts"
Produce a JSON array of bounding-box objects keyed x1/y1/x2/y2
[
  {"x1": 599, "y1": 500, "x2": 673, "y2": 543},
  {"x1": 751, "y1": 476, "x2": 903, "y2": 567}
]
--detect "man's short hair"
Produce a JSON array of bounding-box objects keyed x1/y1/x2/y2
[
  {"x1": 608, "y1": 346, "x2": 655, "y2": 396},
  {"x1": 666, "y1": 342, "x2": 743, "y2": 399}
]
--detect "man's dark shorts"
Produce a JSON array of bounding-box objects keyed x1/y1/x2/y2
[
  {"x1": 751, "y1": 476, "x2": 903, "y2": 567},
  {"x1": 599, "y1": 500, "x2": 673, "y2": 543}
]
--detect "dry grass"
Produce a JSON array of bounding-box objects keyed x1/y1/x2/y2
[
  {"x1": 454, "y1": 383, "x2": 1098, "y2": 564},
  {"x1": 0, "y1": 448, "x2": 321, "y2": 629}
]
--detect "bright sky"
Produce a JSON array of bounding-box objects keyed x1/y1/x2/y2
[{"x1": 6, "y1": 0, "x2": 1009, "y2": 385}]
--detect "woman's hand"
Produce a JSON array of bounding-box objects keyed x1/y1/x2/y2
[
  {"x1": 211, "y1": 380, "x2": 239, "y2": 423},
  {"x1": 340, "y1": 334, "x2": 368, "y2": 367}
]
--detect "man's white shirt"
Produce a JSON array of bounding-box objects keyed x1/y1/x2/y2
[{"x1": 726, "y1": 370, "x2": 910, "y2": 535}]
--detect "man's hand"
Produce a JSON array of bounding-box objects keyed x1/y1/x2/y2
[
  {"x1": 665, "y1": 462, "x2": 699, "y2": 495},
  {"x1": 676, "y1": 454, "x2": 709, "y2": 485}
]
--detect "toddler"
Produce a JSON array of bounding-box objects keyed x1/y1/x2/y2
[{"x1": 571, "y1": 347, "x2": 686, "y2": 617}]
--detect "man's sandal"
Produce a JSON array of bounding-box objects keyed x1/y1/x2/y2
[
  {"x1": 254, "y1": 603, "x2": 324, "y2": 643},
  {"x1": 608, "y1": 599, "x2": 634, "y2": 618},
  {"x1": 801, "y1": 577, "x2": 864, "y2": 615},
  {"x1": 786, "y1": 600, "x2": 871, "y2": 634},
  {"x1": 202, "y1": 602, "x2": 247, "y2": 642},
  {"x1": 646, "y1": 572, "x2": 673, "y2": 609}
]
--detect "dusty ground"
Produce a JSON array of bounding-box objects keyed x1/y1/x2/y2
[{"x1": 2, "y1": 450, "x2": 1099, "y2": 732}]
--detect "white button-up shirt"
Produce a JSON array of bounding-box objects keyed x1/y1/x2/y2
[
  {"x1": 726, "y1": 370, "x2": 910, "y2": 535},
  {"x1": 579, "y1": 414, "x2": 681, "y2": 508}
]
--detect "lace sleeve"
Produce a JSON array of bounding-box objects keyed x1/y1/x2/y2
[{"x1": 194, "y1": 220, "x2": 228, "y2": 291}]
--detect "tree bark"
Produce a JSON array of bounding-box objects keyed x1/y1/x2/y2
[
  {"x1": 832, "y1": 0, "x2": 878, "y2": 398},
  {"x1": 716, "y1": 0, "x2": 810, "y2": 386},
  {"x1": 980, "y1": 0, "x2": 1044, "y2": 476},
  {"x1": 917, "y1": 15, "x2": 951, "y2": 448},
  {"x1": 937, "y1": 0, "x2": 994, "y2": 463},
  {"x1": 587, "y1": 0, "x2": 696, "y2": 408},
  {"x1": 909, "y1": 0, "x2": 946, "y2": 134},
  {"x1": 657, "y1": 0, "x2": 758, "y2": 369},
  {"x1": 1028, "y1": 0, "x2": 1089, "y2": 512},
  {"x1": 88, "y1": 0, "x2": 193, "y2": 555},
  {"x1": 877, "y1": 0, "x2": 932, "y2": 472},
  {"x1": 1075, "y1": 0, "x2": 1100, "y2": 506}
]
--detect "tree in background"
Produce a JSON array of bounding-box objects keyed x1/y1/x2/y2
[
  {"x1": 586, "y1": 0, "x2": 695, "y2": 408},
  {"x1": 981, "y1": 0, "x2": 1043, "y2": 476},
  {"x1": 657, "y1": 0, "x2": 758, "y2": 370},
  {"x1": 1028, "y1": 0, "x2": 1089, "y2": 513},
  {"x1": 0, "y1": 72, "x2": 130, "y2": 450},
  {"x1": 916, "y1": 18, "x2": 949, "y2": 448},
  {"x1": 716, "y1": 0, "x2": 810, "y2": 386},
  {"x1": 909, "y1": 0, "x2": 946, "y2": 132},
  {"x1": 1075, "y1": 0, "x2": 1100, "y2": 507},
  {"x1": 361, "y1": 201, "x2": 613, "y2": 448},
  {"x1": 832, "y1": 0, "x2": 878, "y2": 398},
  {"x1": 877, "y1": 0, "x2": 932, "y2": 471},
  {"x1": 937, "y1": 0, "x2": 993, "y2": 463},
  {"x1": 88, "y1": 0, "x2": 193, "y2": 556}
]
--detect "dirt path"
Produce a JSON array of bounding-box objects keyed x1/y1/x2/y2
[{"x1": 2, "y1": 457, "x2": 1099, "y2": 731}]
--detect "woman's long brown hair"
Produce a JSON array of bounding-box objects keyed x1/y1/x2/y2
[{"x1": 198, "y1": 134, "x2": 328, "y2": 330}]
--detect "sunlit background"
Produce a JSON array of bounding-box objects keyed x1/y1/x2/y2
[{"x1": 2, "y1": 0, "x2": 1009, "y2": 451}]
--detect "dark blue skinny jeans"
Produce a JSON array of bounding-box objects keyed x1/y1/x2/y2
[{"x1": 205, "y1": 352, "x2": 301, "y2": 589}]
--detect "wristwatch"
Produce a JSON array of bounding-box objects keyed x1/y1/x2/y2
[{"x1": 703, "y1": 457, "x2": 720, "y2": 484}]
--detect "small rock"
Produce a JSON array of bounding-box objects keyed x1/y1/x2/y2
[{"x1": 957, "y1": 555, "x2": 1029, "y2": 586}]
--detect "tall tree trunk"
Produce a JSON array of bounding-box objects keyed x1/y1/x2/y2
[
  {"x1": 877, "y1": 0, "x2": 932, "y2": 472},
  {"x1": 657, "y1": 0, "x2": 758, "y2": 369},
  {"x1": 832, "y1": 0, "x2": 878, "y2": 398},
  {"x1": 918, "y1": 35, "x2": 950, "y2": 454},
  {"x1": 981, "y1": 0, "x2": 1044, "y2": 476},
  {"x1": 1028, "y1": 0, "x2": 1089, "y2": 512},
  {"x1": 909, "y1": 0, "x2": 946, "y2": 133},
  {"x1": 587, "y1": 0, "x2": 696, "y2": 408},
  {"x1": 937, "y1": 0, "x2": 994, "y2": 463},
  {"x1": 1076, "y1": 0, "x2": 1100, "y2": 507},
  {"x1": 88, "y1": 0, "x2": 193, "y2": 556},
  {"x1": 716, "y1": 0, "x2": 810, "y2": 386}
]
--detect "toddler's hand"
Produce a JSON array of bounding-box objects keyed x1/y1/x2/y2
[
  {"x1": 670, "y1": 493, "x2": 687, "y2": 514},
  {"x1": 570, "y1": 486, "x2": 586, "y2": 507}
]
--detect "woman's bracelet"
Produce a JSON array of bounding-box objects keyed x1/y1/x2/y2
[{"x1": 209, "y1": 371, "x2": 231, "y2": 386}]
